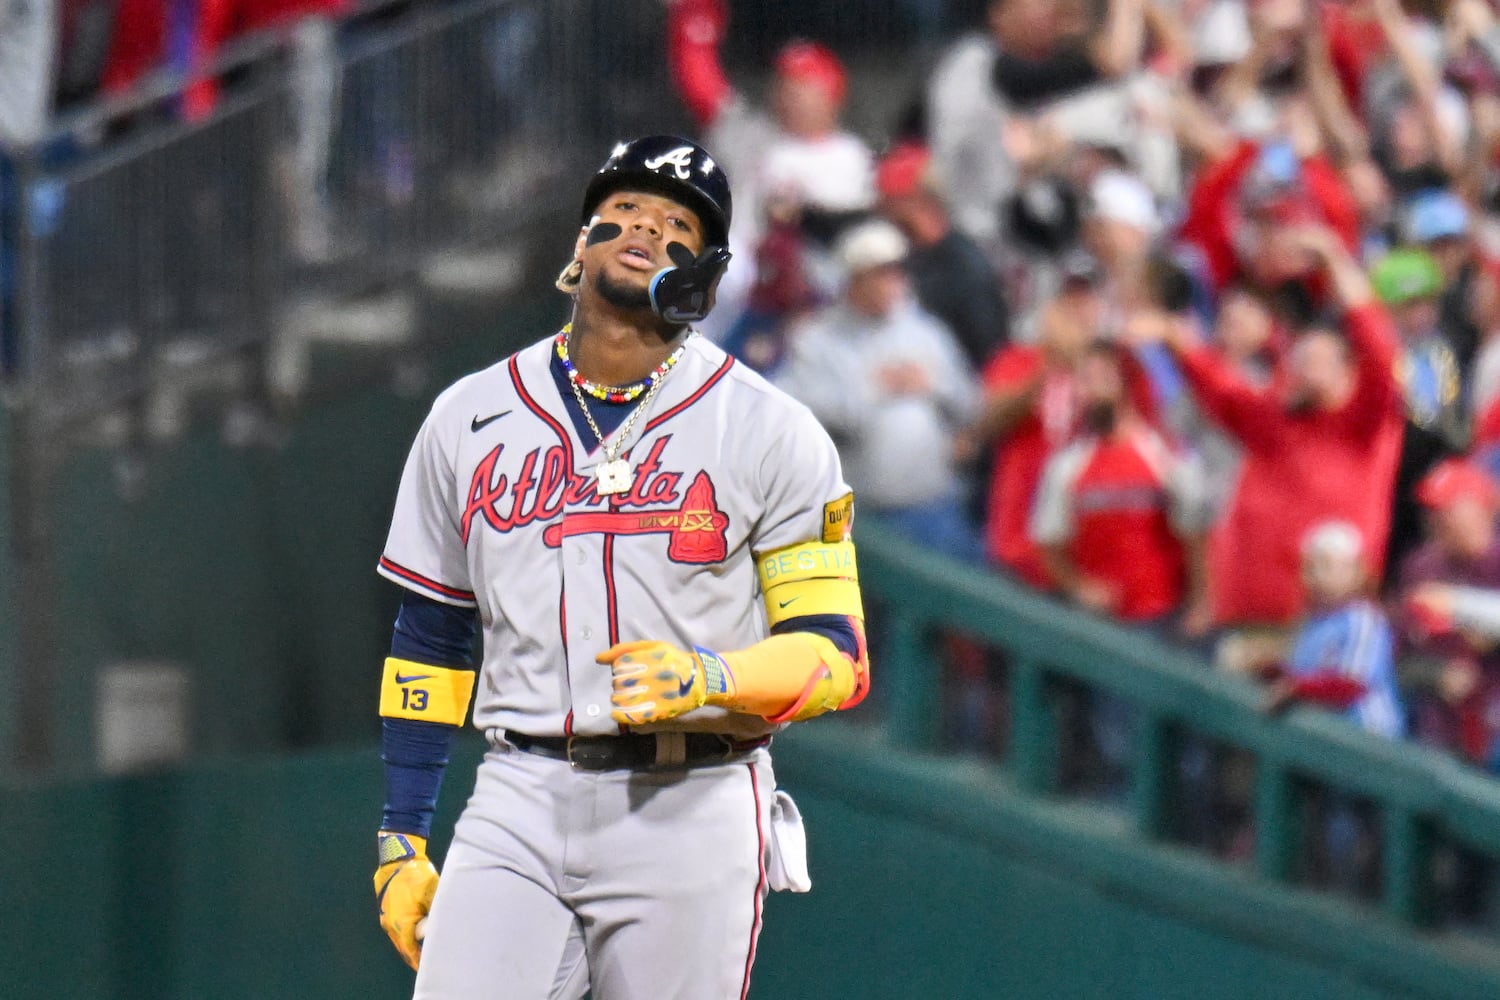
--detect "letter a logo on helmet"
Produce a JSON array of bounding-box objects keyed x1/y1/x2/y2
[
  {"x1": 644, "y1": 146, "x2": 696, "y2": 180},
  {"x1": 581, "y1": 135, "x2": 733, "y2": 247}
]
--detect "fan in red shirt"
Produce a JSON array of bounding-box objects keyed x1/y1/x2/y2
[
  {"x1": 1178, "y1": 138, "x2": 1360, "y2": 293},
  {"x1": 974, "y1": 252, "x2": 1158, "y2": 587},
  {"x1": 1030, "y1": 339, "x2": 1211, "y2": 631},
  {"x1": 973, "y1": 254, "x2": 1101, "y2": 586},
  {"x1": 1155, "y1": 223, "x2": 1403, "y2": 630}
]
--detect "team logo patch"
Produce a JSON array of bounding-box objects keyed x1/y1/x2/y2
[{"x1": 822, "y1": 492, "x2": 854, "y2": 543}]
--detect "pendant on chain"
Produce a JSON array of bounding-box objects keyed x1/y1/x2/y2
[{"x1": 595, "y1": 459, "x2": 634, "y2": 496}]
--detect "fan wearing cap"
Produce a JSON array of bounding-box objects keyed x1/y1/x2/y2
[
  {"x1": 1146, "y1": 223, "x2": 1403, "y2": 634},
  {"x1": 1260, "y1": 520, "x2": 1403, "y2": 895},
  {"x1": 876, "y1": 142, "x2": 1011, "y2": 369},
  {"x1": 1084, "y1": 169, "x2": 1159, "y2": 289},
  {"x1": 1401, "y1": 189, "x2": 1500, "y2": 380},
  {"x1": 1397, "y1": 459, "x2": 1500, "y2": 766},
  {"x1": 1262, "y1": 521, "x2": 1405, "y2": 741},
  {"x1": 774, "y1": 219, "x2": 981, "y2": 559},
  {"x1": 1372, "y1": 247, "x2": 1467, "y2": 581},
  {"x1": 1179, "y1": 138, "x2": 1360, "y2": 292},
  {"x1": 971, "y1": 254, "x2": 1102, "y2": 585},
  {"x1": 665, "y1": 0, "x2": 874, "y2": 335}
]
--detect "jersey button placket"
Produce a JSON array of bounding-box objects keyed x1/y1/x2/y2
[{"x1": 560, "y1": 514, "x2": 611, "y2": 735}]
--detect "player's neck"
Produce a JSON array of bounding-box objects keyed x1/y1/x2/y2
[{"x1": 569, "y1": 302, "x2": 686, "y2": 387}]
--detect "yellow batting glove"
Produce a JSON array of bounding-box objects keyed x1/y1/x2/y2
[
  {"x1": 374, "y1": 832, "x2": 438, "y2": 970},
  {"x1": 598, "y1": 640, "x2": 735, "y2": 726}
]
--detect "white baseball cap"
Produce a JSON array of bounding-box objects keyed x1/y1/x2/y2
[
  {"x1": 835, "y1": 219, "x2": 908, "y2": 274},
  {"x1": 1088, "y1": 169, "x2": 1159, "y2": 235},
  {"x1": 1192, "y1": 0, "x2": 1251, "y2": 67},
  {"x1": 1300, "y1": 520, "x2": 1365, "y2": 562}
]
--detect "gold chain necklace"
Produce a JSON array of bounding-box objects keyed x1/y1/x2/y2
[{"x1": 563, "y1": 331, "x2": 694, "y2": 495}]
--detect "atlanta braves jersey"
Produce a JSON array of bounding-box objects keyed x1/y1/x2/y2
[{"x1": 378, "y1": 332, "x2": 852, "y2": 741}]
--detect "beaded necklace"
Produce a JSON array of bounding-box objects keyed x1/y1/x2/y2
[{"x1": 554, "y1": 325, "x2": 689, "y2": 404}]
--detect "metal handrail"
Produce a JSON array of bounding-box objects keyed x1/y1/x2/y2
[{"x1": 857, "y1": 519, "x2": 1500, "y2": 927}]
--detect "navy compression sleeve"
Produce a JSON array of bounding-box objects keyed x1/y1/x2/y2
[
  {"x1": 774, "y1": 613, "x2": 860, "y2": 659},
  {"x1": 381, "y1": 591, "x2": 479, "y2": 837}
]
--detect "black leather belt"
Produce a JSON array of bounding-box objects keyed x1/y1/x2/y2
[{"x1": 504, "y1": 730, "x2": 770, "y2": 771}]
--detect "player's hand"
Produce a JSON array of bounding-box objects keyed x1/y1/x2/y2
[
  {"x1": 598, "y1": 640, "x2": 732, "y2": 726},
  {"x1": 374, "y1": 832, "x2": 439, "y2": 971},
  {"x1": 649, "y1": 242, "x2": 732, "y2": 324}
]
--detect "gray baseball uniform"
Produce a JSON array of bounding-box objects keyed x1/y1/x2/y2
[{"x1": 378, "y1": 331, "x2": 849, "y2": 998}]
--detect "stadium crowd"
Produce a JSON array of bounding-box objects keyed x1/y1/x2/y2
[{"x1": 664, "y1": 0, "x2": 1500, "y2": 783}]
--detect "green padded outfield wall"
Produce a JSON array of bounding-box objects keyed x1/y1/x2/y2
[{"x1": 6, "y1": 727, "x2": 1496, "y2": 999}]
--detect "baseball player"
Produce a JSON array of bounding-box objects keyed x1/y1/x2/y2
[{"x1": 371, "y1": 135, "x2": 870, "y2": 999}]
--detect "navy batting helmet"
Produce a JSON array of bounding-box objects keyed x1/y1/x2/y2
[{"x1": 581, "y1": 136, "x2": 732, "y2": 247}]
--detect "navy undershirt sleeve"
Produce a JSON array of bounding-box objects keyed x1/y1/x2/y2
[
  {"x1": 774, "y1": 613, "x2": 861, "y2": 660},
  {"x1": 381, "y1": 591, "x2": 479, "y2": 838}
]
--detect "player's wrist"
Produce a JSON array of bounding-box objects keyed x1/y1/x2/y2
[
  {"x1": 377, "y1": 830, "x2": 428, "y2": 865},
  {"x1": 692, "y1": 646, "x2": 737, "y2": 706}
]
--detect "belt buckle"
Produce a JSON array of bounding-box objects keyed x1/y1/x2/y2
[{"x1": 565, "y1": 736, "x2": 616, "y2": 770}]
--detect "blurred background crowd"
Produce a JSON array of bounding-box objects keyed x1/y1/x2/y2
[
  {"x1": 639, "y1": 0, "x2": 1500, "y2": 796},
  {"x1": 8, "y1": 0, "x2": 1500, "y2": 904}
]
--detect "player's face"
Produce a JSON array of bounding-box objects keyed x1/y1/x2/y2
[{"x1": 578, "y1": 190, "x2": 705, "y2": 305}]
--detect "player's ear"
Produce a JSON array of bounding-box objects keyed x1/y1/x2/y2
[{"x1": 555, "y1": 224, "x2": 590, "y2": 296}]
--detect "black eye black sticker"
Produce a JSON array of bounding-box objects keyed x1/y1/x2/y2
[{"x1": 585, "y1": 222, "x2": 624, "y2": 246}]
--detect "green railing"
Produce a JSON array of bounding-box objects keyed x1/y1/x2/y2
[{"x1": 858, "y1": 520, "x2": 1500, "y2": 929}]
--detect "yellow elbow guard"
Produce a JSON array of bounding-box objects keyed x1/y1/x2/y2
[
  {"x1": 379, "y1": 657, "x2": 477, "y2": 726},
  {"x1": 717, "y1": 628, "x2": 870, "y2": 723},
  {"x1": 757, "y1": 539, "x2": 863, "y2": 628},
  {"x1": 762, "y1": 633, "x2": 863, "y2": 723}
]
